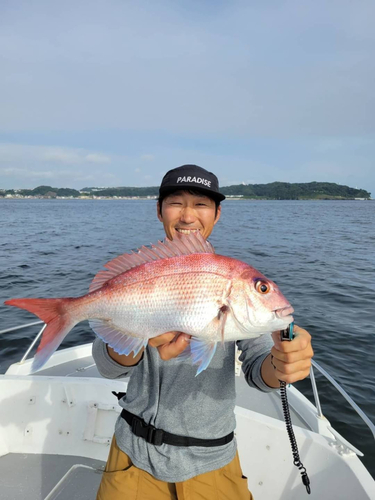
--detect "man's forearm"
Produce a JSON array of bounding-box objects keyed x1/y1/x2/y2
[{"x1": 106, "y1": 345, "x2": 144, "y2": 367}]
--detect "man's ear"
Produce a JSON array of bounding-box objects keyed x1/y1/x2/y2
[
  {"x1": 156, "y1": 201, "x2": 163, "y2": 222},
  {"x1": 214, "y1": 205, "x2": 221, "y2": 225}
]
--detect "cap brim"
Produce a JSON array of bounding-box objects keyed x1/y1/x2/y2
[{"x1": 159, "y1": 185, "x2": 225, "y2": 202}]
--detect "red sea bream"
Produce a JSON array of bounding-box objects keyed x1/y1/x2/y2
[{"x1": 5, "y1": 232, "x2": 294, "y2": 374}]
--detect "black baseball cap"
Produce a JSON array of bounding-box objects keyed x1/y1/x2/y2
[{"x1": 159, "y1": 164, "x2": 225, "y2": 203}]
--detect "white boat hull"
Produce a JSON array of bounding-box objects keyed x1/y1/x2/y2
[{"x1": 0, "y1": 344, "x2": 374, "y2": 499}]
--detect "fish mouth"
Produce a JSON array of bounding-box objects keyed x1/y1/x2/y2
[
  {"x1": 274, "y1": 305, "x2": 294, "y2": 320},
  {"x1": 175, "y1": 228, "x2": 201, "y2": 234}
]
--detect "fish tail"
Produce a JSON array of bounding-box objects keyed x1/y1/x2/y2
[{"x1": 5, "y1": 297, "x2": 78, "y2": 372}]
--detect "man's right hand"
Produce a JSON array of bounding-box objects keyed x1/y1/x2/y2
[
  {"x1": 107, "y1": 331, "x2": 191, "y2": 367},
  {"x1": 148, "y1": 332, "x2": 191, "y2": 360}
]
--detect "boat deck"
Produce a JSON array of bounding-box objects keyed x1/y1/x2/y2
[
  {"x1": 1, "y1": 345, "x2": 375, "y2": 500},
  {"x1": 0, "y1": 453, "x2": 105, "y2": 500},
  {"x1": 0, "y1": 351, "x2": 310, "y2": 499}
]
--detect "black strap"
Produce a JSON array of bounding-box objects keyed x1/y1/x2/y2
[
  {"x1": 120, "y1": 408, "x2": 234, "y2": 447},
  {"x1": 111, "y1": 391, "x2": 234, "y2": 447},
  {"x1": 112, "y1": 391, "x2": 127, "y2": 400}
]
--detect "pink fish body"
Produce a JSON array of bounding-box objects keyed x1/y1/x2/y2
[{"x1": 5, "y1": 232, "x2": 293, "y2": 374}]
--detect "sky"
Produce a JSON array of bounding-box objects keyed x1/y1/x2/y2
[{"x1": 1, "y1": 0, "x2": 374, "y2": 195}]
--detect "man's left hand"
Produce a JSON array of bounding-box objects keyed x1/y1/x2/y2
[
  {"x1": 261, "y1": 325, "x2": 314, "y2": 387},
  {"x1": 270, "y1": 324, "x2": 314, "y2": 384}
]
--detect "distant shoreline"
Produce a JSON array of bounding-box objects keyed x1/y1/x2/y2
[
  {"x1": 1, "y1": 196, "x2": 372, "y2": 201},
  {"x1": 1, "y1": 180, "x2": 371, "y2": 200}
]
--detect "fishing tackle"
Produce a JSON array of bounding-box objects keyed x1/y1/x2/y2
[{"x1": 280, "y1": 322, "x2": 311, "y2": 494}]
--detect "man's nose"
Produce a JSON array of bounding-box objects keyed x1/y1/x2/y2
[{"x1": 180, "y1": 206, "x2": 196, "y2": 223}]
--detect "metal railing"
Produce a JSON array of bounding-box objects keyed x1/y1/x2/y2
[
  {"x1": 0, "y1": 320, "x2": 45, "y2": 364},
  {"x1": 310, "y1": 359, "x2": 375, "y2": 440},
  {"x1": 2, "y1": 322, "x2": 375, "y2": 441}
]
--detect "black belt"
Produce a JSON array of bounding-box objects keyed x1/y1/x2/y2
[{"x1": 120, "y1": 408, "x2": 234, "y2": 447}]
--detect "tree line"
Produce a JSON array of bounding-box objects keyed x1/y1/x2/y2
[{"x1": 1, "y1": 181, "x2": 371, "y2": 199}]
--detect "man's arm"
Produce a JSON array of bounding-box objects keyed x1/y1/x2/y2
[
  {"x1": 261, "y1": 325, "x2": 313, "y2": 388},
  {"x1": 105, "y1": 324, "x2": 313, "y2": 387}
]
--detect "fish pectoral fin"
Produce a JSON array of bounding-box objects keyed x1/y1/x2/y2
[
  {"x1": 176, "y1": 308, "x2": 229, "y2": 374},
  {"x1": 199, "y1": 304, "x2": 229, "y2": 344},
  {"x1": 89, "y1": 319, "x2": 148, "y2": 357},
  {"x1": 226, "y1": 297, "x2": 249, "y2": 335},
  {"x1": 180, "y1": 337, "x2": 217, "y2": 376}
]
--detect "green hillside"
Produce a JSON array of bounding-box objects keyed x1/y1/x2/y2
[
  {"x1": 82, "y1": 181, "x2": 371, "y2": 199},
  {"x1": 222, "y1": 182, "x2": 370, "y2": 200},
  {"x1": 1, "y1": 182, "x2": 371, "y2": 199}
]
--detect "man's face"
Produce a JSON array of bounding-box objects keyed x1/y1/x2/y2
[{"x1": 157, "y1": 190, "x2": 221, "y2": 240}]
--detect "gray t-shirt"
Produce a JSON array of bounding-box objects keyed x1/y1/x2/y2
[{"x1": 92, "y1": 334, "x2": 276, "y2": 482}]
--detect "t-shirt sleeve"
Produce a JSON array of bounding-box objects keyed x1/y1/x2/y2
[
  {"x1": 92, "y1": 337, "x2": 143, "y2": 379},
  {"x1": 236, "y1": 333, "x2": 278, "y2": 393}
]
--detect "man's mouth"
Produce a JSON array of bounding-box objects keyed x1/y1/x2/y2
[{"x1": 175, "y1": 228, "x2": 201, "y2": 234}]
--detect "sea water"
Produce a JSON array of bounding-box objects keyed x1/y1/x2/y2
[{"x1": 0, "y1": 198, "x2": 374, "y2": 476}]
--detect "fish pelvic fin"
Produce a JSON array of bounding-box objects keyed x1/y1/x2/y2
[
  {"x1": 176, "y1": 300, "x2": 230, "y2": 374},
  {"x1": 191, "y1": 338, "x2": 217, "y2": 376},
  {"x1": 89, "y1": 231, "x2": 215, "y2": 293},
  {"x1": 177, "y1": 337, "x2": 218, "y2": 376},
  {"x1": 4, "y1": 298, "x2": 77, "y2": 372},
  {"x1": 176, "y1": 336, "x2": 219, "y2": 375},
  {"x1": 89, "y1": 319, "x2": 148, "y2": 357}
]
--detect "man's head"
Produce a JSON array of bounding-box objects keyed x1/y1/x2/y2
[{"x1": 157, "y1": 164, "x2": 225, "y2": 240}]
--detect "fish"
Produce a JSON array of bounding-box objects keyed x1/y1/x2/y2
[{"x1": 5, "y1": 232, "x2": 294, "y2": 375}]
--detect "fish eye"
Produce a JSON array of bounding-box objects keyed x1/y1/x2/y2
[{"x1": 255, "y1": 281, "x2": 270, "y2": 294}]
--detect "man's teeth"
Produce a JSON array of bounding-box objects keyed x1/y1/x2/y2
[{"x1": 176, "y1": 229, "x2": 199, "y2": 234}]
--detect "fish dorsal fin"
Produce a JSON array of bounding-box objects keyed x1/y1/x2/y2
[{"x1": 89, "y1": 231, "x2": 215, "y2": 292}]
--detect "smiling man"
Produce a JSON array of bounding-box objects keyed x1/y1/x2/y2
[{"x1": 93, "y1": 164, "x2": 313, "y2": 500}]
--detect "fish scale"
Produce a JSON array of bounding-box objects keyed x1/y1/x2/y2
[{"x1": 93, "y1": 270, "x2": 228, "y2": 337}]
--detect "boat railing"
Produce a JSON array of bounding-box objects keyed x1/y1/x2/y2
[
  {"x1": 0, "y1": 320, "x2": 45, "y2": 364},
  {"x1": 1, "y1": 321, "x2": 375, "y2": 442},
  {"x1": 310, "y1": 360, "x2": 375, "y2": 440}
]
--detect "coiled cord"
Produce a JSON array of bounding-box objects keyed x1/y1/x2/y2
[{"x1": 280, "y1": 381, "x2": 311, "y2": 494}]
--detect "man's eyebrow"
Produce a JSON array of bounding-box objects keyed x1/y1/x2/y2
[
  {"x1": 166, "y1": 191, "x2": 210, "y2": 199},
  {"x1": 166, "y1": 191, "x2": 184, "y2": 197}
]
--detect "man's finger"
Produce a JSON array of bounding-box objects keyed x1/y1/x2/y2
[
  {"x1": 148, "y1": 332, "x2": 178, "y2": 348},
  {"x1": 271, "y1": 326, "x2": 311, "y2": 352},
  {"x1": 270, "y1": 356, "x2": 312, "y2": 376},
  {"x1": 270, "y1": 345, "x2": 313, "y2": 363},
  {"x1": 158, "y1": 333, "x2": 191, "y2": 361}
]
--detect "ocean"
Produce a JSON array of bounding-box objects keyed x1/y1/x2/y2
[{"x1": 0, "y1": 198, "x2": 374, "y2": 477}]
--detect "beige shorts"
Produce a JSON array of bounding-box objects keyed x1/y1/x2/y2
[{"x1": 96, "y1": 435, "x2": 253, "y2": 500}]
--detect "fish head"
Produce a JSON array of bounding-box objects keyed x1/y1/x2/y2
[{"x1": 230, "y1": 267, "x2": 294, "y2": 336}]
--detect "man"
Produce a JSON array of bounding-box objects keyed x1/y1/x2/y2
[{"x1": 94, "y1": 164, "x2": 313, "y2": 499}]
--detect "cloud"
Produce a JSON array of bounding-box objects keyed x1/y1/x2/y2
[
  {"x1": 0, "y1": 143, "x2": 118, "y2": 188},
  {"x1": 0, "y1": 143, "x2": 111, "y2": 165},
  {"x1": 140, "y1": 154, "x2": 155, "y2": 161},
  {"x1": 84, "y1": 153, "x2": 111, "y2": 163},
  {"x1": 0, "y1": 166, "x2": 95, "y2": 181}
]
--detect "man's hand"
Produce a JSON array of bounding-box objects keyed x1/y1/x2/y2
[
  {"x1": 261, "y1": 324, "x2": 314, "y2": 388},
  {"x1": 107, "y1": 331, "x2": 191, "y2": 367},
  {"x1": 148, "y1": 332, "x2": 191, "y2": 360}
]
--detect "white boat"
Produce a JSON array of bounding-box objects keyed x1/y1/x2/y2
[{"x1": 0, "y1": 321, "x2": 374, "y2": 500}]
